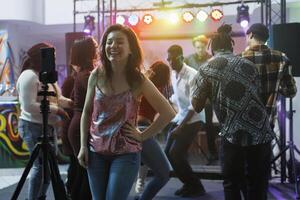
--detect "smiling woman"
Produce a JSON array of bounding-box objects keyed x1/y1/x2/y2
[{"x1": 77, "y1": 24, "x2": 176, "y2": 200}]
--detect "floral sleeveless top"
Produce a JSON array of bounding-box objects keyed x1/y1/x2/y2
[{"x1": 89, "y1": 86, "x2": 141, "y2": 155}]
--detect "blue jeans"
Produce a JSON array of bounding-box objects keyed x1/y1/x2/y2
[
  {"x1": 139, "y1": 138, "x2": 171, "y2": 200},
  {"x1": 18, "y1": 119, "x2": 56, "y2": 200},
  {"x1": 87, "y1": 151, "x2": 140, "y2": 200}
]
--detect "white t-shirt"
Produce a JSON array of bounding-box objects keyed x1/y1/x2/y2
[{"x1": 16, "y1": 69, "x2": 60, "y2": 125}]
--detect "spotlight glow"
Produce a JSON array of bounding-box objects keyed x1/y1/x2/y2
[
  {"x1": 168, "y1": 13, "x2": 179, "y2": 24},
  {"x1": 128, "y1": 14, "x2": 139, "y2": 26},
  {"x1": 240, "y1": 20, "x2": 249, "y2": 28},
  {"x1": 210, "y1": 9, "x2": 224, "y2": 21},
  {"x1": 182, "y1": 11, "x2": 194, "y2": 23},
  {"x1": 83, "y1": 29, "x2": 91, "y2": 34},
  {"x1": 143, "y1": 14, "x2": 154, "y2": 25},
  {"x1": 196, "y1": 10, "x2": 208, "y2": 22},
  {"x1": 116, "y1": 15, "x2": 126, "y2": 25}
]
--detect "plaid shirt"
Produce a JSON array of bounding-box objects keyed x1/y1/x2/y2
[{"x1": 241, "y1": 45, "x2": 297, "y2": 121}]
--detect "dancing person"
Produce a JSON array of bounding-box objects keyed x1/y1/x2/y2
[
  {"x1": 184, "y1": 34, "x2": 211, "y2": 70},
  {"x1": 191, "y1": 24, "x2": 275, "y2": 200},
  {"x1": 135, "y1": 61, "x2": 173, "y2": 200},
  {"x1": 67, "y1": 37, "x2": 98, "y2": 200},
  {"x1": 77, "y1": 24, "x2": 175, "y2": 200},
  {"x1": 165, "y1": 44, "x2": 206, "y2": 197},
  {"x1": 17, "y1": 43, "x2": 72, "y2": 200},
  {"x1": 185, "y1": 34, "x2": 218, "y2": 163},
  {"x1": 241, "y1": 23, "x2": 297, "y2": 125},
  {"x1": 61, "y1": 64, "x2": 76, "y2": 196}
]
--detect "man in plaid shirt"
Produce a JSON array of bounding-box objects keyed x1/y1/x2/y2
[{"x1": 241, "y1": 23, "x2": 297, "y2": 125}]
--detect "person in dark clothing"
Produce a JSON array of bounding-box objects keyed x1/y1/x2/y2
[
  {"x1": 165, "y1": 45, "x2": 206, "y2": 198},
  {"x1": 67, "y1": 37, "x2": 98, "y2": 200},
  {"x1": 191, "y1": 24, "x2": 275, "y2": 200},
  {"x1": 61, "y1": 65, "x2": 76, "y2": 196},
  {"x1": 185, "y1": 34, "x2": 218, "y2": 163}
]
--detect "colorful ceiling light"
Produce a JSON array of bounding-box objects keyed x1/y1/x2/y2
[
  {"x1": 196, "y1": 10, "x2": 208, "y2": 22},
  {"x1": 143, "y1": 14, "x2": 154, "y2": 25},
  {"x1": 210, "y1": 9, "x2": 224, "y2": 21},
  {"x1": 182, "y1": 11, "x2": 194, "y2": 23},
  {"x1": 116, "y1": 15, "x2": 126, "y2": 25},
  {"x1": 128, "y1": 14, "x2": 139, "y2": 26},
  {"x1": 168, "y1": 13, "x2": 180, "y2": 24}
]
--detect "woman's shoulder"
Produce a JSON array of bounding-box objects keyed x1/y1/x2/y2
[
  {"x1": 88, "y1": 66, "x2": 106, "y2": 88},
  {"x1": 132, "y1": 75, "x2": 149, "y2": 96},
  {"x1": 18, "y1": 69, "x2": 38, "y2": 82},
  {"x1": 21, "y1": 69, "x2": 37, "y2": 76},
  {"x1": 90, "y1": 66, "x2": 105, "y2": 78}
]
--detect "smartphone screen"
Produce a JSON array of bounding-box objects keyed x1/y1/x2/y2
[
  {"x1": 39, "y1": 47, "x2": 57, "y2": 84},
  {"x1": 41, "y1": 47, "x2": 55, "y2": 73}
]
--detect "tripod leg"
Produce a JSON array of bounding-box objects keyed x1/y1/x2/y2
[
  {"x1": 271, "y1": 145, "x2": 289, "y2": 164},
  {"x1": 290, "y1": 145, "x2": 300, "y2": 199},
  {"x1": 11, "y1": 144, "x2": 42, "y2": 200},
  {"x1": 47, "y1": 144, "x2": 68, "y2": 200},
  {"x1": 294, "y1": 146, "x2": 300, "y2": 155}
]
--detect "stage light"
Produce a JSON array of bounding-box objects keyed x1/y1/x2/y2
[
  {"x1": 196, "y1": 10, "x2": 208, "y2": 22},
  {"x1": 240, "y1": 20, "x2": 249, "y2": 28},
  {"x1": 210, "y1": 9, "x2": 224, "y2": 21},
  {"x1": 182, "y1": 11, "x2": 194, "y2": 23},
  {"x1": 116, "y1": 15, "x2": 126, "y2": 25},
  {"x1": 128, "y1": 14, "x2": 139, "y2": 26},
  {"x1": 168, "y1": 13, "x2": 179, "y2": 24},
  {"x1": 237, "y1": 4, "x2": 250, "y2": 28},
  {"x1": 83, "y1": 15, "x2": 95, "y2": 35},
  {"x1": 143, "y1": 14, "x2": 154, "y2": 25}
]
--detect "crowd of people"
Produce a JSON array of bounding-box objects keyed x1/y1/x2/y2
[{"x1": 16, "y1": 22, "x2": 297, "y2": 200}]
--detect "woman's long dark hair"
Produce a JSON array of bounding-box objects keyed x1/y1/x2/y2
[
  {"x1": 209, "y1": 24, "x2": 235, "y2": 54},
  {"x1": 147, "y1": 61, "x2": 170, "y2": 88},
  {"x1": 100, "y1": 24, "x2": 144, "y2": 89},
  {"x1": 70, "y1": 36, "x2": 99, "y2": 72},
  {"x1": 21, "y1": 43, "x2": 54, "y2": 73}
]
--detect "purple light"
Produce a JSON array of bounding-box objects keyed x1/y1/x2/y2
[
  {"x1": 240, "y1": 20, "x2": 249, "y2": 28},
  {"x1": 83, "y1": 15, "x2": 95, "y2": 35},
  {"x1": 83, "y1": 29, "x2": 91, "y2": 34}
]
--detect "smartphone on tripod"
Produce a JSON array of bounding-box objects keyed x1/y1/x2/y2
[{"x1": 11, "y1": 47, "x2": 68, "y2": 200}]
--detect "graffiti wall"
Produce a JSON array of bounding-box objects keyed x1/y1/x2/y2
[
  {"x1": 0, "y1": 30, "x2": 29, "y2": 168},
  {"x1": 0, "y1": 102, "x2": 29, "y2": 167}
]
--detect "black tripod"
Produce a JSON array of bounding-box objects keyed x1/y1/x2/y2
[
  {"x1": 11, "y1": 84, "x2": 68, "y2": 200},
  {"x1": 271, "y1": 97, "x2": 300, "y2": 199}
]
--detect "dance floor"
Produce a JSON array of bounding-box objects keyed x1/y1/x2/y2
[{"x1": 0, "y1": 170, "x2": 296, "y2": 200}]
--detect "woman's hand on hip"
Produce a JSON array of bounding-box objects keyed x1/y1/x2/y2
[{"x1": 122, "y1": 122, "x2": 143, "y2": 142}]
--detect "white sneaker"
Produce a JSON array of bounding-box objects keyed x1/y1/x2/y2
[{"x1": 135, "y1": 165, "x2": 149, "y2": 194}]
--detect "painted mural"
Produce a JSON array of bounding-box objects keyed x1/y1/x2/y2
[
  {"x1": 0, "y1": 102, "x2": 29, "y2": 167},
  {"x1": 0, "y1": 31, "x2": 29, "y2": 168}
]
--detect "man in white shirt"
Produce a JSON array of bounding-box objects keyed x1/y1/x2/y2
[{"x1": 164, "y1": 45, "x2": 206, "y2": 197}]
